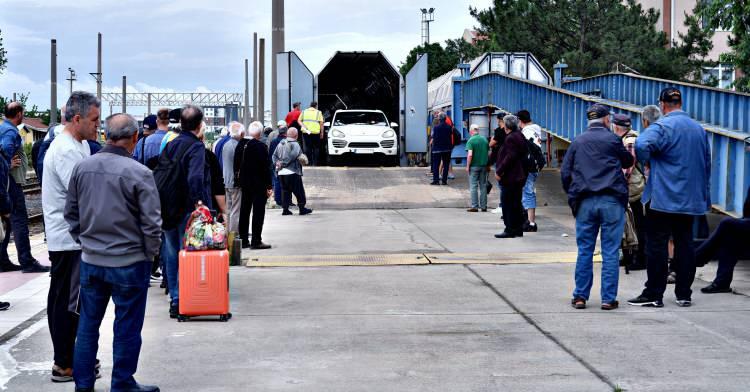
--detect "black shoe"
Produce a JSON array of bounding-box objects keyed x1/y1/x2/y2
[
  {"x1": 51, "y1": 365, "x2": 73, "y2": 382},
  {"x1": 701, "y1": 282, "x2": 732, "y2": 294},
  {"x1": 441, "y1": 181, "x2": 448, "y2": 185},
  {"x1": 0, "y1": 301, "x2": 9, "y2": 311},
  {"x1": 169, "y1": 302, "x2": 179, "y2": 319},
  {"x1": 22, "y1": 261, "x2": 50, "y2": 273},
  {"x1": 494, "y1": 232, "x2": 517, "y2": 239},
  {"x1": 628, "y1": 262, "x2": 647, "y2": 271},
  {"x1": 627, "y1": 295, "x2": 664, "y2": 307},
  {"x1": 122, "y1": 384, "x2": 160, "y2": 392},
  {"x1": 601, "y1": 301, "x2": 619, "y2": 310},
  {"x1": 467, "y1": 208, "x2": 479, "y2": 212},
  {"x1": 241, "y1": 240, "x2": 251, "y2": 249},
  {"x1": 522, "y1": 222, "x2": 538, "y2": 232},
  {"x1": 250, "y1": 242, "x2": 272, "y2": 250},
  {"x1": 430, "y1": 182, "x2": 440, "y2": 185},
  {"x1": 299, "y1": 207, "x2": 313, "y2": 215},
  {"x1": 282, "y1": 210, "x2": 293, "y2": 216},
  {"x1": 675, "y1": 299, "x2": 692, "y2": 307},
  {"x1": 481, "y1": 208, "x2": 487, "y2": 212},
  {"x1": 75, "y1": 387, "x2": 94, "y2": 392},
  {"x1": 571, "y1": 297, "x2": 586, "y2": 309},
  {"x1": 0, "y1": 261, "x2": 22, "y2": 272}
]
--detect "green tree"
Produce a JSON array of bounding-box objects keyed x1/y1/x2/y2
[
  {"x1": 698, "y1": 0, "x2": 750, "y2": 92},
  {"x1": 470, "y1": 0, "x2": 714, "y2": 82},
  {"x1": 400, "y1": 39, "x2": 482, "y2": 80},
  {"x1": 0, "y1": 29, "x2": 7, "y2": 74}
]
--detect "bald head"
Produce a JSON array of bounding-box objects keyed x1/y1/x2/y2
[
  {"x1": 3, "y1": 102, "x2": 24, "y2": 125},
  {"x1": 105, "y1": 113, "x2": 139, "y2": 153},
  {"x1": 287, "y1": 127, "x2": 299, "y2": 140}
]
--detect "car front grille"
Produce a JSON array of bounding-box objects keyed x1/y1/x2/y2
[
  {"x1": 380, "y1": 140, "x2": 395, "y2": 148},
  {"x1": 332, "y1": 139, "x2": 347, "y2": 148},
  {"x1": 348, "y1": 142, "x2": 380, "y2": 148}
]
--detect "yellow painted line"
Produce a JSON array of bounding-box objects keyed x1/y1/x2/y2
[
  {"x1": 245, "y1": 253, "x2": 429, "y2": 267},
  {"x1": 425, "y1": 252, "x2": 602, "y2": 265}
]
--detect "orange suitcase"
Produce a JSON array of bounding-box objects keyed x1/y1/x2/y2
[{"x1": 177, "y1": 250, "x2": 232, "y2": 322}]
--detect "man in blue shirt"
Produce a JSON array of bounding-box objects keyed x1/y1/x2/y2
[
  {"x1": 561, "y1": 104, "x2": 633, "y2": 310},
  {"x1": 132, "y1": 114, "x2": 157, "y2": 164},
  {"x1": 0, "y1": 102, "x2": 50, "y2": 273},
  {"x1": 135, "y1": 109, "x2": 170, "y2": 168},
  {"x1": 430, "y1": 113, "x2": 453, "y2": 185},
  {"x1": 628, "y1": 87, "x2": 711, "y2": 308}
]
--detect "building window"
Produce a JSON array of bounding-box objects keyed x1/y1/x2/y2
[{"x1": 702, "y1": 64, "x2": 735, "y2": 89}]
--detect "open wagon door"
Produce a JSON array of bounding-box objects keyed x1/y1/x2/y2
[
  {"x1": 276, "y1": 51, "x2": 314, "y2": 119},
  {"x1": 403, "y1": 54, "x2": 428, "y2": 159}
]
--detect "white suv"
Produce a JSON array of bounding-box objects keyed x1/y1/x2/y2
[{"x1": 325, "y1": 110, "x2": 399, "y2": 165}]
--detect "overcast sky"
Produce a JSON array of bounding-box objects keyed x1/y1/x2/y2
[{"x1": 0, "y1": 0, "x2": 491, "y2": 114}]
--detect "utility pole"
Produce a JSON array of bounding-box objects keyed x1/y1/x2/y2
[
  {"x1": 258, "y1": 38, "x2": 265, "y2": 125},
  {"x1": 90, "y1": 32, "x2": 103, "y2": 102},
  {"x1": 122, "y1": 76, "x2": 127, "y2": 113},
  {"x1": 244, "y1": 58, "x2": 250, "y2": 128},
  {"x1": 271, "y1": 0, "x2": 285, "y2": 125},
  {"x1": 252, "y1": 32, "x2": 258, "y2": 122},
  {"x1": 420, "y1": 8, "x2": 435, "y2": 45},
  {"x1": 12, "y1": 93, "x2": 16, "y2": 102},
  {"x1": 66, "y1": 68, "x2": 77, "y2": 96},
  {"x1": 50, "y1": 39, "x2": 58, "y2": 124}
]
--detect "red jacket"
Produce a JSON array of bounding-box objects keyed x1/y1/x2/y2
[{"x1": 285, "y1": 109, "x2": 301, "y2": 128}]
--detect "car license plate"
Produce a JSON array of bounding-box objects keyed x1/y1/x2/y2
[{"x1": 353, "y1": 149, "x2": 374, "y2": 154}]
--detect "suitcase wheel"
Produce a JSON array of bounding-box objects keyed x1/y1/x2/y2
[
  {"x1": 219, "y1": 313, "x2": 230, "y2": 322},
  {"x1": 177, "y1": 315, "x2": 188, "y2": 322}
]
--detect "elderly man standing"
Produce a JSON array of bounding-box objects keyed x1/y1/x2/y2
[
  {"x1": 0, "y1": 102, "x2": 49, "y2": 273},
  {"x1": 274, "y1": 127, "x2": 312, "y2": 216},
  {"x1": 563, "y1": 105, "x2": 634, "y2": 310},
  {"x1": 237, "y1": 121, "x2": 273, "y2": 249},
  {"x1": 67, "y1": 114, "x2": 161, "y2": 392},
  {"x1": 222, "y1": 121, "x2": 244, "y2": 233},
  {"x1": 628, "y1": 88, "x2": 711, "y2": 308},
  {"x1": 42, "y1": 91, "x2": 100, "y2": 382},
  {"x1": 494, "y1": 115, "x2": 528, "y2": 238},
  {"x1": 465, "y1": 123, "x2": 489, "y2": 212}
]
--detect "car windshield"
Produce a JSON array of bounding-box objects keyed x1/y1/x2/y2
[{"x1": 333, "y1": 112, "x2": 388, "y2": 126}]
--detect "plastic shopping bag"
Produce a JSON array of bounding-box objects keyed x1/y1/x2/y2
[{"x1": 183, "y1": 205, "x2": 228, "y2": 251}]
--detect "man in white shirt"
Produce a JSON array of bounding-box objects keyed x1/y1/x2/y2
[
  {"x1": 518, "y1": 110, "x2": 543, "y2": 232},
  {"x1": 42, "y1": 91, "x2": 100, "y2": 383}
]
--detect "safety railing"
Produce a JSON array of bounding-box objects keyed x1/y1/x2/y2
[{"x1": 453, "y1": 70, "x2": 750, "y2": 217}]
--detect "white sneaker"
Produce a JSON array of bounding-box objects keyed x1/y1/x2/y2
[{"x1": 491, "y1": 207, "x2": 502, "y2": 214}]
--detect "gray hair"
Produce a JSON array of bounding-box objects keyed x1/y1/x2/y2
[
  {"x1": 469, "y1": 123, "x2": 480, "y2": 132},
  {"x1": 438, "y1": 112, "x2": 448, "y2": 123},
  {"x1": 642, "y1": 105, "x2": 662, "y2": 125},
  {"x1": 228, "y1": 121, "x2": 244, "y2": 137},
  {"x1": 65, "y1": 91, "x2": 101, "y2": 122},
  {"x1": 503, "y1": 114, "x2": 519, "y2": 130},
  {"x1": 247, "y1": 121, "x2": 263, "y2": 137},
  {"x1": 105, "y1": 113, "x2": 138, "y2": 141}
]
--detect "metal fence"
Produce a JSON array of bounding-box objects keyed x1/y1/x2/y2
[{"x1": 453, "y1": 70, "x2": 750, "y2": 217}]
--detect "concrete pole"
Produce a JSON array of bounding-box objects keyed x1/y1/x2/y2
[
  {"x1": 50, "y1": 39, "x2": 58, "y2": 124},
  {"x1": 252, "y1": 33, "x2": 258, "y2": 122},
  {"x1": 258, "y1": 38, "x2": 265, "y2": 126},
  {"x1": 12, "y1": 93, "x2": 16, "y2": 102},
  {"x1": 271, "y1": 0, "x2": 285, "y2": 125},
  {"x1": 96, "y1": 33, "x2": 102, "y2": 101},
  {"x1": 244, "y1": 58, "x2": 250, "y2": 128},
  {"x1": 122, "y1": 76, "x2": 127, "y2": 113},
  {"x1": 147, "y1": 93, "x2": 152, "y2": 115}
]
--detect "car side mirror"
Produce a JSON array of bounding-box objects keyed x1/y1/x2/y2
[
  {"x1": 390, "y1": 122, "x2": 399, "y2": 128},
  {"x1": 323, "y1": 122, "x2": 331, "y2": 128}
]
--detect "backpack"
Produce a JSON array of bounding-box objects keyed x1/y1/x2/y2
[
  {"x1": 274, "y1": 139, "x2": 291, "y2": 172},
  {"x1": 152, "y1": 141, "x2": 194, "y2": 229},
  {"x1": 523, "y1": 137, "x2": 546, "y2": 173}
]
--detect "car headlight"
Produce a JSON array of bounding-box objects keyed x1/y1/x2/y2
[
  {"x1": 331, "y1": 129, "x2": 345, "y2": 138},
  {"x1": 382, "y1": 129, "x2": 395, "y2": 138}
]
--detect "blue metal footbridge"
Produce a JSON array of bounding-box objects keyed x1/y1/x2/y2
[{"x1": 450, "y1": 66, "x2": 750, "y2": 217}]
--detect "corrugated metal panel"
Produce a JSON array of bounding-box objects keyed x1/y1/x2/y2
[{"x1": 454, "y1": 71, "x2": 750, "y2": 217}]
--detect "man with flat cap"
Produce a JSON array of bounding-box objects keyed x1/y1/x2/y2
[
  {"x1": 628, "y1": 87, "x2": 710, "y2": 308},
  {"x1": 562, "y1": 104, "x2": 634, "y2": 310},
  {"x1": 612, "y1": 113, "x2": 646, "y2": 271}
]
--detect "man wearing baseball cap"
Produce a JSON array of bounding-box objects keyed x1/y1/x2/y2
[
  {"x1": 132, "y1": 114, "x2": 157, "y2": 164},
  {"x1": 562, "y1": 104, "x2": 634, "y2": 310},
  {"x1": 628, "y1": 87, "x2": 711, "y2": 308}
]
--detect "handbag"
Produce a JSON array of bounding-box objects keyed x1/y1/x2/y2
[{"x1": 621, "y1": 204, "x2": 639, "y2": 250}]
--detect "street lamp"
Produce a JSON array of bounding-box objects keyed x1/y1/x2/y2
[
  {"x1": 420, "y1": 7, "x2": 435, "y2": 45},
  {"x1": 66, "y1": 67, "x2": 77, "y2": 95}
]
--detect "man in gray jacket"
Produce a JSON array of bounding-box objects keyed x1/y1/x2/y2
[
  {"x1": 65, "y1": 113, "x2": 161, "y2": 392},
  {"x1": 273, "y1": 128, "x2": 312, "y2": 216}
]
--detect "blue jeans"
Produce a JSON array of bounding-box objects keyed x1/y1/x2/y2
[
  {"x1": 0, "y1": 179, "x2": 33, "y2": 266},
  {"x1": 522, "y1": 172, "x2": 538, "y2": 210},
  {"x1": 573, "y1": 194, "x2": 625, "y2": 303},
  {"x1": 271, "y1": 170, "x2": 283, "y2": 206},
  {"x1": 468, "y1": 166, "x2": 488, "y2": 209},
  {"x1": 161, "y1": 213, "x2": 189, "y2": 305},
  {"x1": 74, "y1": 261, "x2": 150, "y2": 391}
]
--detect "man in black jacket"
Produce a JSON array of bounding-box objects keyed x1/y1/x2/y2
[
  {"x1": 494, "y1": 114, "x2": 528, "y2": 239},
  {"x1": 696, "y1": 185, "x2": 750, "y2": 293},
  {"x1": 238, "y1": 121, "x2": 273, "y2": 249}
]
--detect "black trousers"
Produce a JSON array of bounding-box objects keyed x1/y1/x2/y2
[
  {"x1": 622, "y1": 200, "x2": 646, "y2": 266},
  {"x1": 501, "y1": 184, "x2": 524, "y2": 235},
  {"x1": 280, "y1": 174, "x2": 307, "y2": 211},
  {"x1": 643, "y1": 206, "x2": 696, "y2": 300},
  {"x1": 239, "y1": 189, "x2": 267, "y2": 245},
  {"x1": 696, "y1": 217, "x2": 750, "y2": 287},
  {"x1": 302, "y1": 133, "x2": 321, "y2": 166},
  {"x1": 47, "y1": 250, "x2": 81, "y2": 369},
  {"x1": 431, "y1": 151, "x2": 451, "y2": 183}
]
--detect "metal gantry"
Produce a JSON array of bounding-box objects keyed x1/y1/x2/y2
[{"x1": 100, "y1": 92, "x2": 244, "y2": 107}]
